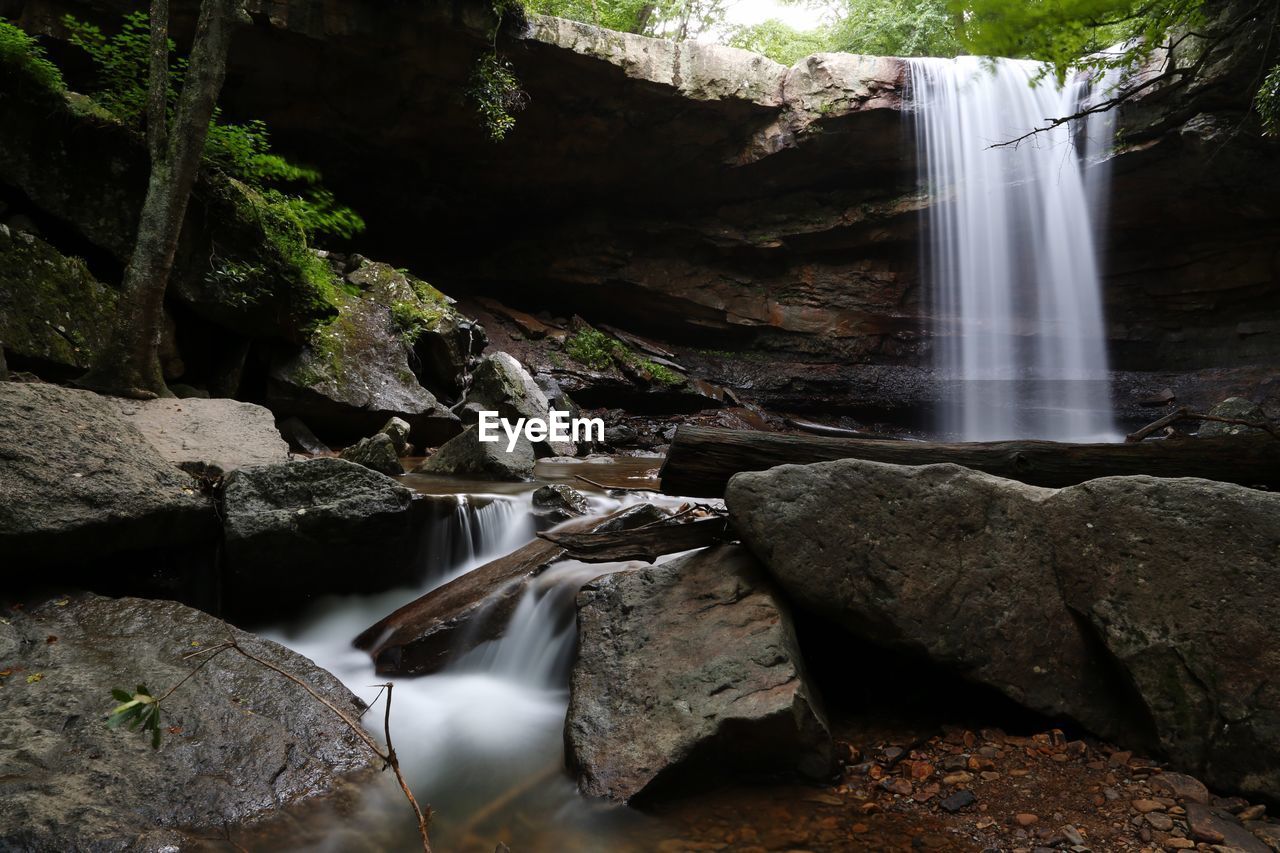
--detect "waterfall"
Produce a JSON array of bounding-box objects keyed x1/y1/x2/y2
[{"x1": 909, "y1": 57, "x2": 1120, "y2": 442}]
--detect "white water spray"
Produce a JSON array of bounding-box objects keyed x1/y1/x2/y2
[{"x1": 910, "y1": 57, "x2": 1121, "y2": 442}]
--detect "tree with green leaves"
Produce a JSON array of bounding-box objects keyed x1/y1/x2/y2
[{"x1": 78, "y1": 0, "x2": 239, "y2": 398}]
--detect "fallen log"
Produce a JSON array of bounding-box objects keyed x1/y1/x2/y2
[
  {"x1": 537, "y1": 516, "x2": 728, "y2": 563},
  {"x1": 659, "y1": 425, "x2": 1280, "y2": 498}
]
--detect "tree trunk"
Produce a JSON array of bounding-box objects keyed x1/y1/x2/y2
[
  {"x1": 659, "y1": 426, "x2": 1280, "y2": 497},
  {"x1": 79, "y1": 0, "x2": 237, "y2": 399}
]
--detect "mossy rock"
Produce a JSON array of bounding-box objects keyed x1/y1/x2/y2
[
  {"x1": 267, "y1": 259, "x2": 466, "y2": 446},
  {"x1": 0, "y1": 225, "x2": 116, "y2": 373},
  {"x1": 0, "y1": 49, "x2": 338, "y2": 345}
]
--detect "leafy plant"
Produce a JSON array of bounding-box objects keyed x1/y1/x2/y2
[
  {"x1": 64, "y1": 12, "x2": 363, "y2": 240},
  {"x1": 107, "y1": 685, "x2": 163, "y2": 749},
  {"x1": 1258, "y1": 64, "x2": 1280, "y2": 137},
  {"x1": 0, "y1": 17, "x2": 65, "y2": 93},
  {"x1": 468, "y1": 53, "x2": 528, "y2": 142}
]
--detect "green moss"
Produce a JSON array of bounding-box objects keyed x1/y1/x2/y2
[
  {"x1": 210, "y1": 178, "x2": 343, "y2": 333},
  {"x1": 389, "y1": 278, "x2": 449, "y2": 345},
  {"x1": 564, "y1": 324, "x2": 686, "y2": 387},
  {"x1": 642, "y1": 360, "x2": 683, "y2": 386},
  {"x1": 565, "y1": 326, "x2": 620, "y2": 370}
]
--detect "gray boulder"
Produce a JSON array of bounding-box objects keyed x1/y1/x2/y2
[
  {"x1": 339, "y1": 433, "x2": 404, "y2": 476},
  {"x1": 531, "y1": 483, "x2": 590, "y2": 521},
  {"x1": 222, "y1": 458, "x2": 423, "y2": 618},
  {"x1": 1199, "y1": 397, "x2": 1269, "y2": 437},
  {"x1": 277, "y1": 415, "x2": 331, "y2": 455},
  {"x1": 267, "y1": 259, "x2": 466, "y2": 446},
  {"x1": 1050, "y1": 475, "x2": 1280, "y2": 802},
  {"x1": 0, "y1": 382, "x2": 215, "y2": 564},
  {"x1": 466, "y1": 351, "x2": 574, "y2": 456},
  {"x1": 412, "y1": 425, "x2": 535, "y2": 481},
  {"x1": 727, "y1": 460, "x2": 1130, "y2": 740},
  {"x1": 111, "y1": 396, "x2": 290, "y2": 475},
  {"x1": 379, "y1": 415, "x2": 412, "y2": 455},
  {"x1": 728, "y1": 459, "x2": 1280, "y2": 801},
  {"x1": 0, "y1": 593, "x2": 377, "y2": 851},
  {"x1": 566, "y1": 544, "x2": 832, "y2": 802}
]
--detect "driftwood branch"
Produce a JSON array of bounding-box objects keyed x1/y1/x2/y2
[
  {"x1": 537, "y1": 516, "x2": 728, "y2": 563},
  {"x1": 1126, "y1": 407, "x2": 1280, "y2": 443},
  {"x1": 659, "y1": 425, "x2": 1280, "y2": 497}
]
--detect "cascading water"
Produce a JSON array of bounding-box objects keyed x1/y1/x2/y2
[
  {"x1": 909, "y1": 56, "x2": 1121, "y2": 442},
  {"x1": 265, "y1": 480, "x2": 693, "y2": 851}
]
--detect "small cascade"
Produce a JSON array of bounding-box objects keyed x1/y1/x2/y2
[
  {"x1": 909, "y1": 57, "x2": 1121, "y2": 442},
  {"x1": 417, "y1": 494, "x2": 535, "y2": 584}
]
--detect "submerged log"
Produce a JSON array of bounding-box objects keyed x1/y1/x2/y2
[
  {"x1": 354, "y1": 503, "x2": 666, "y2": 676},
  {"x1": 659, "y1": 425, "x2": 1280, "y2": 498},
  {"x1": 537, "y1": 516, "x2": 728, "y2": 563}
]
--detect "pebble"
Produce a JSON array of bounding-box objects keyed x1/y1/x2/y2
[
  {"x1": 1133, "y1": 799, "x2": 1167, "y2": 813},
  {"x1": 881, "y1": 777, "x2": 913, "y2": 796},
  {"x1": 1149, "y1": 773, "x2": 1210, "y2": 805},
  {"x1": 942, "y1": 772, "x2": 973, "y2": 786},
  {"x1": 1236, "y1": 804, "x2": 1265, "y2": 821},
  {"x1": 1015, "y1": 813, "x2": 1040, "y2": 827},
  {"x1": 939, "y1": 790, "x2": 977, "y2": 813},
  {"x1": 1146, "y1": 814, "x2": 1174, "y2": 832},
  {"x1": 1164, "y1": 839, "x2": 1195, "y2": 850}
]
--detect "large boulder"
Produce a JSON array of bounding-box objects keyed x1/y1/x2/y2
[
  {"x1": 111, "y1": 396, "x2": 290, "y2": 475},
  {"x1": 222, "y1": 458, "x2": 424, "y2": 619},
  {"x1": 466, "y1": 351, "x2": 574, "y2": 455},
  {"x1": 728, "y1": 459, "x2": 1280, "y2": 800},
  {"x1": 266, "y1": 258, "x2": 466, "y2": 446},
  {"x1": 0, "y1": 382, "x2": 215, "y2": 565},
  {"x1": 0, "y1": 224, "x2": 116, "y2": 376},
  {"x1": 357, "y1": 504, "x2": 667, "y2": 675},
  {"x1": 565, "y1": 544, "x2": 833, "y2": 802},
  {"x1": 0, "y1": 593, "x2": 377, "y2": 850},
  {"x1": 727, "y1": 460, "x2": 1132, "y2": 741},
  {"x1": 1050, "y1": 476, "x2": 1280, "y2": 802},
  {"x1": 412, "y1": 424, "x2": 535, "y2": 481}
]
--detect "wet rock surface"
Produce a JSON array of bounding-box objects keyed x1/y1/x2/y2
[
  {"x1": 0, "y1": 593, "x2": 377, "y2": 851},
  {"x1": 222, "y1": 457, "x2": 423, "y2": 618},
  {"x1": 531, "y1": 483, "x2": 590, "y2": 521},
  {"x1": 729, "y1": 459, "x2": 1280, "y2": 802},
  {"x1": 0, "y1": 382, "x2": 215, "y2": 564},
  {"x1": 339, "y1": 432, "x2": 404, "y2": 476},
  {"x1": 0, "y1": 225, "x2": 116, "y2": 375},
  {"x1": 465, "y1": 351, "x2": 574, "y2": 456},
  {"x1": 727, "y1": 460, "x2": 1132, "y2": 740},
  {"x1": 111, "y1": 396, "x2": 290, "y2": 475},
  {"x1": 413, "y1": 424, "x2": 536, "y2": 481},
  {"x1": 265, "y1": 261, "x2": 462, "y2": 447},
  {"x1": 566, "y1": 544, "x2": 833, "y2": 802}
]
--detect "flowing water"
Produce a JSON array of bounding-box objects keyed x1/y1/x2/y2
[
  {"x1": 263, "y1": 459, "x2": 696, "y2": 851},
  {"x1": 909, "y1": 57, "x2": 1122, "y2": 442}
]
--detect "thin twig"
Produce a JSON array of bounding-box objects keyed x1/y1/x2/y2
[
  {"x1": 381, "y1": 682, "x2": 433, "y2": 853},
  {"x1": 573, "y1": 473, "x2": 655, "y2": 492}
]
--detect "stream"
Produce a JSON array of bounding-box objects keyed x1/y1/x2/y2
[{"x1": 263, "y1": 457, "x2": 695, "y2": 852}]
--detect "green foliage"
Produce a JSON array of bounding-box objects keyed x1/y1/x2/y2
[
  {"x1": 565, "y1": 325, "x2": 685, "y2": 385},
  {"x1": 468, "y1": 54, "x2": 528, "y2": 142},
  {"x1": 529, "y1": 0, "x2": 730, "y2": 40},
  {"x1": 828, "y1": 0, "x2": 961, "y2": 57},
  {"x1": 1258, "y1": 64, "x2": 1280, "y2": 137},
  {"x1": 727, "y1": 19, "x2": 829, "y2": 65},
  {"x1": 107, "y1": 685, "x2": 163, "y2": 749},
  {"x1": 390, "y1": 280, "x2": 447, "y2": 345},
  {"x1": 0, "y1": 17, "x2": 66, "y2": 93},
  {"x1": 565, "y1": 326, "x2": 619, "y2": 369},
  {"x1": 64, "y1": 12, "x2": 363, "y2": 240},
  {"x1": 957, "y1": 0, "x2": 1205, "y2": 83}
]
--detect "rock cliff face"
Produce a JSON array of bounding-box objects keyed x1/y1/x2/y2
[{"x1": 6, "y1": 0, "x2": 1277, "y2": 422}]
